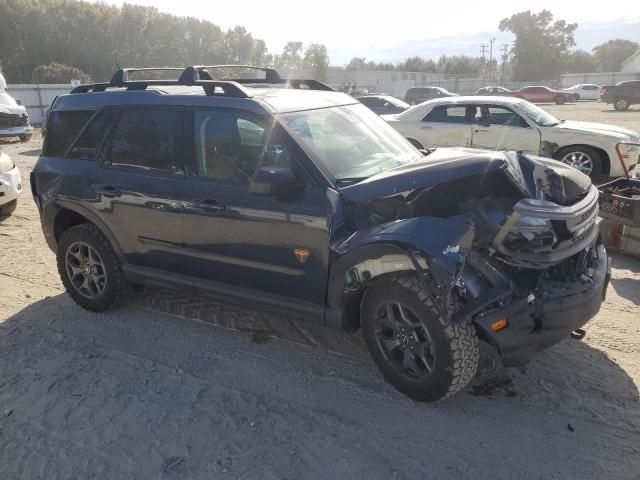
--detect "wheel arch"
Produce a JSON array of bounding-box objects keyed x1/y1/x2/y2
[
  {"x1": 553, "y1": 144, "x2": 610, "y2": 175},
  {"x1": 51, "y1": 202, "x2": 125, "y2": 262}
]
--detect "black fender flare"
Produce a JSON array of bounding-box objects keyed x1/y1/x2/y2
[
  {"x1": 46, "y1": 199, "x2": 126, "y2": 262},
  {"x1": 327, "y1": 217, "x2": 475, "y2": 310}
]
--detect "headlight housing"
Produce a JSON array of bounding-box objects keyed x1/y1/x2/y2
[
  {"x1": 503, "y1": 216, "x2": 557, "y2": 252},
  {"x1": 0, "y1": 152, "x2": 15, "y2": 173}
]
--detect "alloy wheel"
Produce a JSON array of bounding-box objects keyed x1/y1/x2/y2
[
  {"x1": 65, "y1": 241, "x2": 107, "y2": 299},
  {"x1": 561, "y1": 151, "x2": 593, "y2": 175},
  {"x1": 373, "y1": 301, "x2": 436, "y2": 381}
]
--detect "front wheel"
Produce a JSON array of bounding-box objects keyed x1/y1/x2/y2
[
  {"x1": 614, "y1": 98, "x2": 630, "y2": 111},
  {"x1": 554, "y1": 95, "x2": 566, "y2": 105},
  {"x1": 57, "y1": 223, "x2": 132, "y2": 311},
  {"x1": 361, "y1": 274, "x2": 479, "y2": 402},
  {"x1": 555, "y1": 146, "x2": 602, "y2": 177}
]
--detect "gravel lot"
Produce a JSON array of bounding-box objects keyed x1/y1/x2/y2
[{"x1": 1, "y1": 101, "x2": 639, "y2": 479}]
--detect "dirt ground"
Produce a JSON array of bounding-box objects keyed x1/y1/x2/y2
[{"x1": 1, "y1": 101, "x2": 639, "y2": 479}]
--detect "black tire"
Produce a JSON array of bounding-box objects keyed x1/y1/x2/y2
[
  {"x1": 57, "y1": 223, "x2": 132, "y2": 311},
  {"x1": 19, "y1": 134, "x2": 32, "y2": 142},
  {"x1": 554, "y1": 145, "x2": 602, "y2": 177},
  {"x1": 574, "y1": 94, "x2": 580, "y2": 101},
  {"x1": 406, "y1": 138, "x2": 424, "y2": 150},
  {"x1": 554, "y1": 95, "x2": 565, "y2": 105},
  {"x1": 361, "y1": 274, "x2": 479, "y2": 402},
  {"x1": 614, "y1": 98, "x2": 630, "y2": 111},
  {"x1": 0, "y1": 199, "x2": 17, "y2": 218}
]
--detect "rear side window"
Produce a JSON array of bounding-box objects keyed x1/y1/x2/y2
[
  {"x1": 68, "y1": 110, "x2": 115, "y2": 160},
  {"x1": 44, "y1": 110, "x2": 95, "y2": 157},
  {"x1": 423, "y1": 105, "x2": 477, "y2": 123},
  {"x1": 107, "y1": 107, "x2": 181, "y2": 171}
]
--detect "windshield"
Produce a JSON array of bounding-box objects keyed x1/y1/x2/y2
[
  {"x1": 516, "y1": 101, "x2": 560, "y2": 127},
  {"x1": 280, "y1": 104, "x2": 423, "y2": 184},
  {"x1": 385, "y1": 96, "x2": 410, "y2": 108}
]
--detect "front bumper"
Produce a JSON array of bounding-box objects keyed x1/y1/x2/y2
[
  {"x1": 0, "y1": 126, "x2": 33, "y2": 138},
  {"x1": 0, "y1": 165, "x2": 22, "y2": 206},
  {"x1": 473, "y1": 243, "x2": 610, "y2": 366}
]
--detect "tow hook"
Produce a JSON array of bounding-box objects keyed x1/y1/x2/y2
[{"x1": 570, "y1": 328, "x2": 586, "y2": 340}]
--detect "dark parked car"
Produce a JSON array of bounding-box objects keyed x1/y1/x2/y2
[
  {"x1": 404, "y1": 86, "x2": 457, "y2": 105},
  {"x1": 356, "y1": 95, "x2": 410, "y2": 115},
  {"x1": 473, "y1": 86, "x2": 511, "y2": 96},
  {"x1": 508, "y1": 86, "x2": 577, "y2": 104},
  {"x1": 32, "y1": 65, "x2": 610, "y2": 402},
  {"x1": 600, "y1": 81, "x2": 640, "y2": 111}
]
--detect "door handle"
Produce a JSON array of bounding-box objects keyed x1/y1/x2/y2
[
  {"x1": 196, "y1": 198, "x2": 226, "y2": 212},
  {"x1": 420, "y1": 125, "x2": 433, "y2": 129},
  {"x1": 474, "y1": 129, "x2": 490, "y2": 133},
  {"x1": 92, "y1": 184, "x2": 121, "y2": 197}
]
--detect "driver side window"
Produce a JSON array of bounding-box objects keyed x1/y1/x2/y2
[
  {"x1": 192, "y1": 110, "x2": 292, "y2": 185},
  {"x1": 484, "y1": 106, "x2": 528, "y2": 128}
]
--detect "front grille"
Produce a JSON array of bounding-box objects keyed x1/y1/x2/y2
[{"x1": 0, "y1": 113, "x2": 28, "y2": 128}]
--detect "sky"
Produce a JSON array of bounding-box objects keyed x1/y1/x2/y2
[{"x1": 92, "y1": 0, "x2": 640, "y2": 64}]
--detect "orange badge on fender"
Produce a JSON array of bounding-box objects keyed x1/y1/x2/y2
[{"x1": 293, "y1": 249, "x2": 310, "y2": 264}]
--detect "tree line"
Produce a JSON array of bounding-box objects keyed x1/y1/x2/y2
[
  {"x1": 0, "y1": 2, "x2": 637, "y2": 84},
  {"x1": 0, "y1": 0, "x2": 329, "y2": 83}
]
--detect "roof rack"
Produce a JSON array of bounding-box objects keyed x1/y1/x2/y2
[
  {"x1": 70, "y1": 64, "x2": 334, "y2": 96},
  {"x1": 179, "y1": 65, "x2": 334, "y2": 91}
]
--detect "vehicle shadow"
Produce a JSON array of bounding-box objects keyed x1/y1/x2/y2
[
  {"x1": 18, "y1": 148, "x2": 41, "y2": 157},
  {"x1": 609, "y1": 252, "x2": 640, "y2": 305},
  {"x1": 1, "y1": 293, "x2": 639, "y2": 477}
]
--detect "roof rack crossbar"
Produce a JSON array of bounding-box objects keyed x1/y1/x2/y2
[
  {"x1": 179, "y1": 65, "x2": 281, "y2": 85},
  {"x1": 71, "y1": 78, "x2": 249, "y2": 98},
  {"x1": 109, "y1": 67, "x2": 184, "y2": 85}
]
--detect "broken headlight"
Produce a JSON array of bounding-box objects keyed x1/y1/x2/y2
[{"x1": 503, "y1": 216, "x2": 556, "y2": 252}]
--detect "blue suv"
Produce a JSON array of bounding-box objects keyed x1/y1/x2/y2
[{"x1": 32, "y1": 66, "x2": 610, "y2": 401}]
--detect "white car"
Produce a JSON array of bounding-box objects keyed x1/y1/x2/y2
[
  {"x1": 0, "y1": 151, "x2": 21, "y2": 217},
  {"x1": 562, "y1": 84, "x2": 601, "y2": 101},
  {"x1": 0, "y1": 72, "x2": 34, "y2": 142},
  {"x1": 384, "y1": 96, "x2": 640, "y2": 177}
]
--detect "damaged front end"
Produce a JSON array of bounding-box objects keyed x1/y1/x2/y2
[{"x1": 335, "y1": 149, "x2": 610, "y2": 365}]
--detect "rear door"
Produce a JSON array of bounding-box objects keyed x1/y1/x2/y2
[
  {"x1": 92, "y1": 105, "x2": 191, "y2": 272},
  {"x1": 415, "y1": 104, "x2": 475, "y2": 147},
  {"x1": 471, "y1": 104, "x2": 540, "y2": 153}
]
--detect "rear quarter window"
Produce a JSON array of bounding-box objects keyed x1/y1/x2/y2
[{"x1": 43, "y1": 110, "x2": 96, "y2": 157}]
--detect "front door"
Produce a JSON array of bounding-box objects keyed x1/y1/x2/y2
[
  {"x1": 471, "y1": 105, "x2": 540, "y2": 154},
  {"x1": 180, "y1": 107, "x2": 330, "y2": 306}
]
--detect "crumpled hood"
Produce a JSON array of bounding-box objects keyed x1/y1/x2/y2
[
  {"x1": 0, "y1": 91, "x2": 27, "y2": 116},
  {"x1": 339, "y1": 148, "x2": 591, "y2": 207},
  {"x1": 552, "y1": 120, "x2": 638, "y2": 141}
]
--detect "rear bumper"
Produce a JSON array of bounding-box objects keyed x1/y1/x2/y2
[
  {"x1": 0, "y1": 166, "x2": 22, "y2": 206},
  {"x1": 474, "y1": 243, "x2": 610, "y2": 366}
]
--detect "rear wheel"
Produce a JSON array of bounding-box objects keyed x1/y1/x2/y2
[
  {"x1": 554, "y1": 95, "x2": 566, "y2": 105},
  {"x1": 555, "y1": 146, "x2": 602, "y2": 177},
  {"x1": 361, "y1": 274, "x2": 479, "y2": 402},
  {"x1": 0, "y1": 199, "x2": 17, "y2": 218},
  {"x1": 614, "y1": 98, "x2": 630, "y2": 111},
  {"x1": 57, "y1": 223, "x2": 132, "y2": 311}
]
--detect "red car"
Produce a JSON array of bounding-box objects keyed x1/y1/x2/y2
[{"x1": 508, "y1": 86, "x2": 577, "y2": 104}]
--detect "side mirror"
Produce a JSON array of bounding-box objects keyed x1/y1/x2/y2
[
  {"x1": 250, "y1": 166, "x2": 299, "y2": 196},
  {"x1": 15, "y1": 99, "x2": 22, "y2": 106}
]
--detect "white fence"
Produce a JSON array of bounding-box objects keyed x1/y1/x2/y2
[{"x1": 5, "y1": 84, "x2": 72, "y2": 125}]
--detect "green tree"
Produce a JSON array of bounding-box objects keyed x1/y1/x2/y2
[
  {"x1": 436, "y1": 55, "x2": 485, "y2": 77},
  {"x1": 397, "y1": 56, "x2": 437, "y2": 72},
  {"x1": 592, "y1": 39, "x2": 639, "y2": 72},
  {"x1": 275, "y1": 41, "x2": 304, "y2": 69},
  {"x1": 303, "y1": 43, "x2": 330, "y2": 81},
  {"x1": 564, "y1": 50, "x2": 597, "y2": 73},
  {"x1": 347, "y1": 57, "x2": 368, "y2": 69},
  {"x1": 32, "y1": 62, "x2": 91, "y2": 83},
  {"x1": 499, "y1": 10, "x2": 577, "y2": 81}
]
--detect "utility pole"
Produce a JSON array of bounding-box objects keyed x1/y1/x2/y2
[
  {"x1": 480, "y1": 44, "x2": 488, "y2": 76},
  {"x1": 500, "y1": 44, "x2": 510, "y2": 84},
  {"x1": 488, "y1": 38, "x2": 496, "y2": 82}
]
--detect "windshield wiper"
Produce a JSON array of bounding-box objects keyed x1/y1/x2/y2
[{"x1": 335, "y1": 176, "x2": 369, "y2": 185}]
